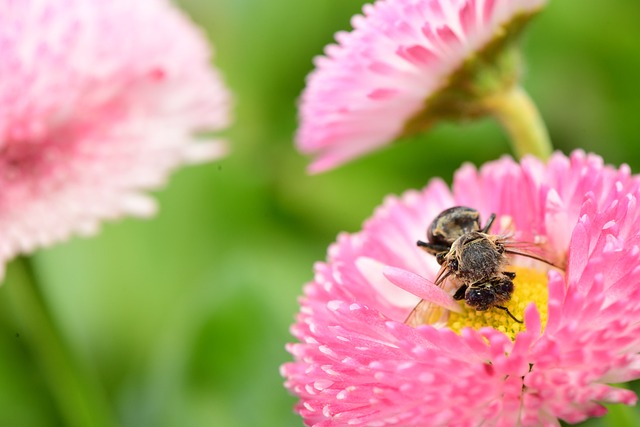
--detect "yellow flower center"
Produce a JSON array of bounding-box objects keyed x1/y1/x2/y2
[{"x1": 446, "y1": 266, "x2": 548, "y2": 340}]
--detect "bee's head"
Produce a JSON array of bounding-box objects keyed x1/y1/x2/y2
[{"x1": 464, "y1": 286, "x2": 495, "y2": 311}]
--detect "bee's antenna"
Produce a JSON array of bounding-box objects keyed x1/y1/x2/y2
[
  {"x1": 495, "y1": 305, "x2": 523, "y2": 323},
  {"x1": 504, "y1": 249, "x2": 563, "y2": 270}
]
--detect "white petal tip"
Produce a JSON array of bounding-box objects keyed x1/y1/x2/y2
[
  {"x1": 121, "y1": 194, "x2": 158, "y2": 217},
  {"x1": 183, "y1": 140, "x2": 228, "y2": 164}
]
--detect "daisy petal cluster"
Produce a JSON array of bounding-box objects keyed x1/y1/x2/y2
[
  {"x1": 296, "y1": 0, "x2": 546, "y2": 173},
  {"x1": 282, "y1": 150, "x2": 640, "y2": 426},
  {"x1": 0, "y1": 0, "x2": 232, "y2": 272}
]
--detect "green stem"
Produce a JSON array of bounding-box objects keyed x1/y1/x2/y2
[
  {"x1": 602, "y1": 382, "x2": 640, "y2": 427},
  {"x1": 3, "y1": 257, "x2": 116, "y2": 427},
  {"x1": 482, "y1": 85, "x2": 553, "y2": 160},
  {"x1": 604, "y1": 402, "x2": 640, "y2": 427}
]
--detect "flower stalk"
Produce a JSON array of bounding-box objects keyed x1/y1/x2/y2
[
  {"x1": 3, "y1": 257, "x2": 116, "y2": 427},
  {"x1": 482, "y1": 84, "x2": 553, "y2": 160}
]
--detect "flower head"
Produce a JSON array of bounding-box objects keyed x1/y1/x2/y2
[
  {"x1": 296, "y1": 0, "x2": 546, "y2": 173},
  {"x1": 282, "y1": 150, "x2": 640, "y2": 426},
  {"x1": 0, "y1": 0, "x2": 232, "y2": 270}
]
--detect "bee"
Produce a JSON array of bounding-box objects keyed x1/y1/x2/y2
[{"x1": 405, "y1": 206, "x2": 553, "y2": 327}]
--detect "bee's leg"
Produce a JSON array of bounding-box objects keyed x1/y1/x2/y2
[
  {"x1": 495, "y1": 305, "x2": 523, "y2": 323},
  {"x1": 453, "y1": 284, "x2": 468, "y2": 301},
  {"x1": 502, "y1": 271, "x2": 516, "y2": 280},
  {"x1": 417, "y1": 240, "x2": 449, "y2": 256},
  {"x1": 481, "y1": 213, "x2": 497, "y2": 233}
]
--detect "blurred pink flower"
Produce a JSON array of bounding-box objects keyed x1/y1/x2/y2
[
  {"x1": 0, "y1": 0, "x2": 232, "y2": 270},
  {"x1": 296, "y1": 0, "x2": 546, "y2": 173},
  {"x1": 282, "y1": 151, "x2": 640, "y2": 426}
]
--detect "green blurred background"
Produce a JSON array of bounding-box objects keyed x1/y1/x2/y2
[{"x1": 1, "y1": 0, "x2": 639, "y2": 426}]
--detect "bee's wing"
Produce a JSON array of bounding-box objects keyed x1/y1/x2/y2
[
  {"x1": 383, "y1": 265, "x2": 459, "y2": 327},
  {"x1": 405, "y1": 263, "x2": 457, "y2": 326},
  {"x1": 404, "y1": 299, "x2": 449, "y2": 327}
]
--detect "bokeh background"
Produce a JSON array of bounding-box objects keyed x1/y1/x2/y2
[{"x1": 1, "y1": 1, "x2": 640, "y2": 426}]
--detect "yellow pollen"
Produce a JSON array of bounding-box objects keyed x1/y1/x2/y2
[{"x1": 447, "y1": 266, "x2": 548, "y2": 340}]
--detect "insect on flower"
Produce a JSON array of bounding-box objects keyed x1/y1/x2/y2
[
  {"x1": 406, "y1": 206, "x2": 558, "y2": 326},
  {"x1": 284, "y1": 152, "x2": 640, "y2": 426}
]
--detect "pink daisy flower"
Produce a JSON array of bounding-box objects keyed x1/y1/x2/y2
[
  {"x1": 296, "y1": 0, "x2": 547, "y2": 173},
  {"x1": 283, "y1": 150, "x2": 640, "y2": 426},
  {"x1": 0, "y1": 0, "x2": 231, "y2": 270}
]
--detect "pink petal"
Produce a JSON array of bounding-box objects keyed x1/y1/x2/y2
[{"x1": 382, "y1": 266, "x2": 462, "y2": 313}]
